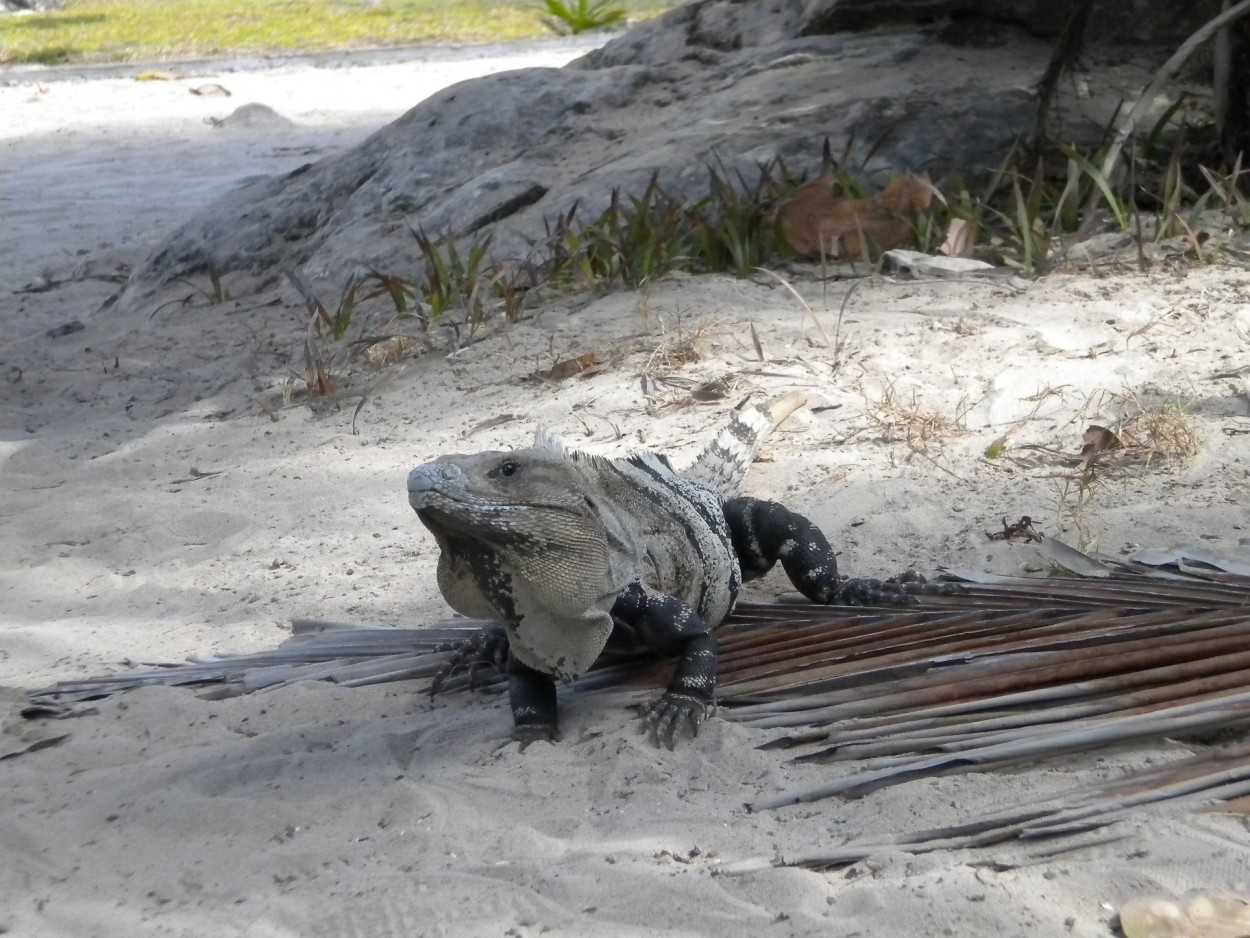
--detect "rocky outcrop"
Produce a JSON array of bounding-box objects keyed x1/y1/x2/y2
[{"x1": 117, "y1": 0, "x2": 1222, "y2": 309}]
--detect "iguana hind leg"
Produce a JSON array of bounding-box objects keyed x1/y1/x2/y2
[
  {"x1": 723, "y1": 497, "x2": 841, "y2": 601},
  {"x1": 611, "y1": 582, "x2": 718, "y2": 749},
  {"x1": 723, "y1": 497, "x2": 931, "y2": 606}
]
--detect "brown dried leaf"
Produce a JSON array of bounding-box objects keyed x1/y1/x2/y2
[
  {"x1": 691, "y1": 377, "x2": 733, "y2": 402},
  {"x1": 536, "y1": 353, "x2": 602, "y2": 382},
  {"x1": 986, "y1": 516, "x2": 1043, "y2": 543},
  {"x1": 360, "y1": 336, "x2": 421, "y2": 367},
  {"x1": 1, "y1": 689, "x2": 69, "y2": 760},
  {"x1": 778, "y1": 175, "x2": 936, "y2": 261},
  {"x1": 1079, "y1": 424, "x2": 1122, "y2": 459},
  {"x1": 1207, "y1": 794, "x2": 1250, "y2": 815},
  {"x1": 749, "y1": 321, "x2": 765, "y2": 362}
]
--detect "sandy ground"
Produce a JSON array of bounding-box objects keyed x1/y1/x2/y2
[{"x1": 3, "y1": 37, "x2": 1250, "y2": 938}]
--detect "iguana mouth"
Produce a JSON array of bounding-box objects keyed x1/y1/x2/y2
[{"x1": 407, "y1": 464, "x2": 487, "y2": 512}]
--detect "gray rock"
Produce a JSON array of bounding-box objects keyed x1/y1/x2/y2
[
  {"x1": 800, "y1": 0, "x2": 1222, "y2": 44},
  {"x1": 883, "y1": 250, "x2": 996, "y2": 277},
  {"x1": 117, "y1": 0, "x2": 1211, "y2": 309},
  {"x1": 207, "y1": 102, "x2": 295, "y2": 131}
]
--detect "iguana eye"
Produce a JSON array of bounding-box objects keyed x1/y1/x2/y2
[{"x1": 495, "y1": 460, "x2": 521, "y2": 478}]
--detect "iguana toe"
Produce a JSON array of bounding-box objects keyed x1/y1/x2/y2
[
  {"x1": 430, "y1": 625, "x2": 510, "y2": 697},
  {"x1": 640, "y1": 692, "x2": 710, "y2": 749},
  {"x1": 513, "y1": 722, "x2": 561, "y2": 751},
  {"x1": 836, "y1": 571, "x2": 965, "y2": 605}
]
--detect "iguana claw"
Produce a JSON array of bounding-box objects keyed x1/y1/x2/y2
[
  {"x1": 513, "y1": 722, "x2": 561, "y2": 751},
  {"x1": 639, "y1": 692, "x2": 710, "y2": 750},
  {"x1": 430, "y1": 625, "x2": 510, "y2": 697}
]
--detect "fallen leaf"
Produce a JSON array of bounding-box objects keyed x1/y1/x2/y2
[
  {"x1": 939, "y1": 217, "x2": 976, "y2": 257},
  {"x1": 778, "y1": 175, "x2": 935, "y2": 261},
  {"x1": 691, "y1": 377, "x2": 732, "y2": 401},
  {"x1": 536, "y1": 353, "x2": 601, "y2": 381},
  {"x1": 986, "y1": 516, "x2": 1043, "y2": 542},
  {"x1": 983, "y1": 437, "x2": 1007, "y2": 459},
  {"x1": 1206, "y1": 794, "x2": 1250, "y2": 814},
  {"x1": 749, "y1": 322, "x2": 765, "y2": 362},
  {"x1": 1, "y1": 687, "x2": 69, "y2": 760},
  {"x1": 1079, "y1": 424, "x2": 1122, "y2": 459}
]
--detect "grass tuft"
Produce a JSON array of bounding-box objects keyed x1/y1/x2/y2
[
  {"x1": 539, "y1": 0, "x2": 626, "y2": 35},
  {"x1": 861, "y1": 380, "x2": 969, "y2": 457}
]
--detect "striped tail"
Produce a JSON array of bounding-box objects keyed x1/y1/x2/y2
[{"x1": 682, "y1": 392, "x2": 807, "y2": 498}]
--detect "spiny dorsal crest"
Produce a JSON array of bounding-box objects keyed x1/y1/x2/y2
[
  {"x1": 682, "y1": 392, "x2": 807, "y2": 498},
  {"x1": 532, "y1": 392, "x2": 806, "y2": 495}
]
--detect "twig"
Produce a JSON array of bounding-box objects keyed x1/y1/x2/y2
[{"x1": 1095, "y1": 0, "x2": 1250, "y2": 191}]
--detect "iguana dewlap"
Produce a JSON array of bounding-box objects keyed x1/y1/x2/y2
[{"x1": 407, "y1": 393, "x2": 892, "y2": 747}]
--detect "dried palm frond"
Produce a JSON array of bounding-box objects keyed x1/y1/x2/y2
[{"x1": 26, "y1": 543, "x2": 1250, "y2": 863}]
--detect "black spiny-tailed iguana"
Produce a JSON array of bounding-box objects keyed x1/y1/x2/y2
[{"x1": 406, "y1": 393, "x2": 919, "y2": 747}]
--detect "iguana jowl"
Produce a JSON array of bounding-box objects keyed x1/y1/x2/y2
[{"x1": 407, "y1": 393, "x2": 905, "y2": 747}]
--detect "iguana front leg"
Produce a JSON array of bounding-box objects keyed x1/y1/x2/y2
[
  {"x1": 611, "y1": 581, "x2": 717, "y2": 749},
  {"x1": 724, "y1": 497, "x2": 928, "y2": 605},
  {"x1": 506, "y1": 656, "x2": 561, "y2": 748},
  {"x1": 429, "y1": 625, "x2": 562, "y2": 748}
]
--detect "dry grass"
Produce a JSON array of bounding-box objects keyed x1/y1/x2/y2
[
  {"x1": 638, "y1": 315, "x2": 718, "y2": 376},
  {"x1": 861, "y1": 380, "x2": 970, "y2": 456},
  {"x1": 358, "y1": 335, "x2": 425, "y2": 368},
  {"x1": 639, "y1": 317, "x2": 761, "y2": 415},
  {"x1": 1076, "y1": 388, "x2": 1202, "y2": 467},
  {"x1": 1128, "y1": 399, "x2": 1203, "y2": 463},
  {"x1": 1051, "y1": 388, "x2": 1201, "y2": 547}
]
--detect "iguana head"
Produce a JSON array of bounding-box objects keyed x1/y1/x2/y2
[
  {"x1": 407, "y1": 448, "x2": 594, "y2": 544},
  {"x1": 409, "y1": 446, "x2": 625, "y2": 679},
  {"x1": 407, "y1": 447, "x2": 619, "y2": 622}
]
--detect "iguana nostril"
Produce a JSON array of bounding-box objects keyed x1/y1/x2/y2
[
  {"x1": 407, "y1": 467, "x2": 435, "y2": 494},
  {"x1": 408, "y1": 462, "x2": 463, "y2": 497}
]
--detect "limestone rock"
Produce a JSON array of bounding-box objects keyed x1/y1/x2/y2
[
  {"x1": 207, "y1": 103, "x2": 296, "y2": 131},
  {"x1": 117, "y1": 0, "x2": 1215, "y2": 309}
]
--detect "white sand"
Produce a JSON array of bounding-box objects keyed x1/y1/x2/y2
[{"x1": 3, "y1": 41, "x2": 1250, "y2": 937}]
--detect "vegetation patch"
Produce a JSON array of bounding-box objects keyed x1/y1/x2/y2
[
  {"x1": 213, "y1": 130, "x2": 1250, "y2": 417},
  {"x1": 0, "y1": 0, "x2": 670, "y2": 65}
]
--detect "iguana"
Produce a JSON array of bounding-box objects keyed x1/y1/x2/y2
[{"x1": 407, "y1": 393, "x2": 920, "y2": 748}]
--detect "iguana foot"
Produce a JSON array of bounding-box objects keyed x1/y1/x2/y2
[
  {"x1": 506, "y1": 657, "x2": 560, "y2": 749},
  {"x1": 513, "y1": 721, "x2": 562, "y2": 751},
  {"x1": 639, "y1": 692, "x2": 712, "y2": 750},
  {"x1": 430, "y1": 625, "x2": 510, "y2": 697},
  {"x1": 835, "y1": 570, "x2": 963, "y2": 605}
]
